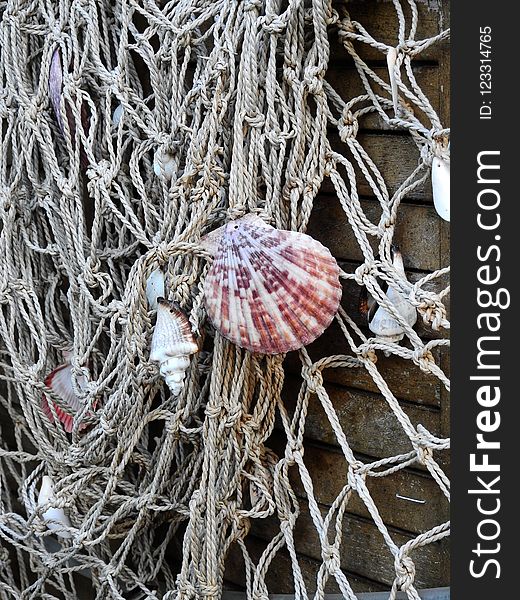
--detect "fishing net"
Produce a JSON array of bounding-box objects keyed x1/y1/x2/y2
[{"x1": 0, "y1": 0, "x2": 450, "y2": 598}]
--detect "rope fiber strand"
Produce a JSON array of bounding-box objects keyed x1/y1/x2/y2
[{"x1": 0, "y1": 1, "x2": 449, "y2": 598}]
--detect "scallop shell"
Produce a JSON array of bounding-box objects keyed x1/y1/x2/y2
[
  {"x1": 202, "y1": 214, "x2": 342, "y2": 354},
  {"x1": 37, "y1": 476, "x2": 72, "y2": 539},
  {"x1": 360, "y1": 247, "x2": 417, "y2": 348},
  {"x1": 432, "y1": 156, "x2": 450, "y2": 221},
  {"x1": 42, "y1": 363, "x2": 91, "y2": 433},
  {"x1": 150, "y1": 299, "x2": 198, "y2": 396},
  {"x1": 146, "y1": 269, "x2": 165, "y2": 310}
]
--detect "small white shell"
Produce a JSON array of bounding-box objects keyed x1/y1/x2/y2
[
  {"x1": 37, "y1": 476, "x2": 72, "y2": 539},
  {"x1": 386, "y1": 47, "x2": 399, "y2": 115},
  {"x1": 202, "y1": 214, "x2": 342, "y2": 354},
  {"x1": 153, "y1": 148, "x2": 176, "y2": 181},
  {"x1": 112, "y1": 104, "x2": 124, "y2": 127},
  {"x1": 150, "y1": 299, "x2": 198, "y2": 396},
  {"x1": 431, "y1": 156, "x2": 450, "y2": 221},
  {"x1": 146, "y1": 269, "x2": 165, "y2": 310},
  {"x1": 367, "y1": 249, "x2": 417, "y2": 347}
]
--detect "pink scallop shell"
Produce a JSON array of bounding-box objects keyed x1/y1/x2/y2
[
  {"x1": 42, "y1": 364, "x2": 94, "y2": 433},
  {"x1": 202, "y1": 214, "x2": 342, "y2": 354}
]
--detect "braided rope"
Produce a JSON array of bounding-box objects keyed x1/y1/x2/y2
[{"x1": 0, "y1": 1, "x2": 449, "y2": 598}]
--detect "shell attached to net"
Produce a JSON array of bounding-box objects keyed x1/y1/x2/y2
[
  {"x1": 49, "y1": 49, "x2": 65, "y2": 134},
  {"x1": 42, "y1": 363, "x2": 91, "y2": 433},
  {"x1": 386, "y1": 47, "x2": 399, "y2": 114},
  {"x1": 201, "y1": 214, "x2": 342, "y2": 354},
  {"x1": 150, "y1": 299, "x2": 198, "y2": 396},
  {"x1": 431, "y1": 156, "x2": 450, "y2": 221},
  {"x1": 37, "y1": 476, "x2": 72, "y2": 539},
  {"x1": 153, "y1": 148, "x2": 176, "y2": 181},
  {"x1": 359, "y1": 246, "x2": 417, "y2": 348},
  {"x1": 146, "y1": 269, "x2": 165, "y2": 310}
]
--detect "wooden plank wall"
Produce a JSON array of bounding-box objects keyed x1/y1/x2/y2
[{"x1": 225, "y1": 0, "x2": 450, "y2": 594}]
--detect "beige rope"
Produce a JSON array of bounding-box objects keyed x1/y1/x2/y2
[{"x1": 0, "y1": 1, "x2": 449, "y2": 598}]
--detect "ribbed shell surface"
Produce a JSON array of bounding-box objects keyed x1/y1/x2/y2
[
  {"x1": 150, "y1": 299, "x2": 198, "y2": 363},
  {"x1": 203, "y1": 215, "x2": 342, "y2": 354}
]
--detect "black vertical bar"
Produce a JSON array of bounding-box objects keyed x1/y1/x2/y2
[{"x1": 452, "y1": 1, "x2": 515, "y2": 597}]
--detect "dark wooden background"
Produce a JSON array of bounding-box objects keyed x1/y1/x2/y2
[{"x1": 225, "y1": 0, "x2": 450, "y2": 593}]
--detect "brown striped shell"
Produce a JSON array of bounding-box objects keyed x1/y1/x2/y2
[
  {"x1": 202, "y1": 214, "x2": 342, "y2": 354},
  {"x1": 150, "y1": 299, "x2": 199, "y2": 396}
]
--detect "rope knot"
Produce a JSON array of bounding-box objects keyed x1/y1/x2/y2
[
  {"x1": 302, "y1": 365, "x2": 323, "y2": 393},
  {"x1": 395, "y1": 555, "x2": 416, "y2": 590},
  {"x1": 226, "y1": 205, "x2": 248, "y2": 221},
  {"x1": 323, "y1": 545, "x2": 341, "y2": 572},
  {"x1": 415, "y1": 445, "x2": 434, "y2": 465},
  {"x1": 356, "y1": 343, "x2": 378, "y2": 364},
  {"x1": 303, "y1": 71, "x2": 324, "y2": 95},
  {"x1": 347, "y1": 461, "x2": 366, "y2": 490},
  {"x1": 244, "y1": 111, "x2": 265, "y2": 128},
  {"x1": 339, "y1": 109, "x2": 359, "y2": 140},
  {"x1": 244, "y1": 0, "x2": 262, "y2": 11},
  {"x1": 354, "y1": 261, "x2": 377, "y2": 285},
  {"x1": 25, "y1": 99, "x2": 41, "y2": 123},
  {"x1": 410, "y1": 347, "x2": 434, "y2": 373},
  {"x1": 154, "y1": 242, "x2": 171, "y2": 266},
  {"x1": 86, "y1": 160, "x2": 114, "y2": 190}
]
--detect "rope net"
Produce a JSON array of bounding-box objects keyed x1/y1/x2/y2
[{"x1": 0, "y1": 0, "x2": 450, "y2": 598}]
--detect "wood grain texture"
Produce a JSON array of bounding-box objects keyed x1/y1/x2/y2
[
  {"x1": 285, "y1": 320, "x2": 445, "y2": 407},
  {"x1": 307, "y1": 195, "x2": 444, "y2": 270},
  {"x1": 322, "y1": 133, "x2": 431, "y2": 201},
  {"x1": 331, "y1": 0, "x2": 448, "y2": 62},
  {"x1": 224, "y1": 0, "x2": 450, "y2": 593},
  {"x1": 224, "y1": 535, "x2": 389, "y2": 594},
  {"x1": 326, "y1": 65, "x2": 442, "y2": 132},
  {"x1": 250, "y1": 501, "x2": 449, "y2": 589},
  {"x1": 280, "y1": 377, "x2": 442, "y2": 458},
  {"x1": 266, "y1": 431, "x2": 448, "y2": 534}
]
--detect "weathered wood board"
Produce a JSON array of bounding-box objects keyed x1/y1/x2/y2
[{"x1": 225, "y1": 0, "x2": 450, "y2": 593}]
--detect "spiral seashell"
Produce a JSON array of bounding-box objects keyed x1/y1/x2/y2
[
  {"x1": 359, "y1": 246, "x2": 417, "y2": 350},
  {"x1": 37, "y1": 476, "x2": 72, "y2": 539},
  {"x1": 150, "y1": 299, "x2": 198, "y2": 396},
  {"x1": 146, "y1": 269, "x2": 165, "y2": 310},
  {"x1": 201, "y1": 214, "x2": 342, "y2": 354},
  {"x1": 431, "y1": 156, "x2": 450, "y2": 221},
  {"x1": 42, "y1": 363, "x2": 92, "y2": 433}
]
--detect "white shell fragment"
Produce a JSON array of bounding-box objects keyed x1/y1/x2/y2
[
  {"x1": 37, "y1": 476, "x2": 72, "y2": 539},
  {"x1": 153, "y1": 148, "x2": 176, "y2": 181},
  {"x1": 112, "y1": 104, "x2": 124, "y2": 127},
  {"x1": 150, "y1": 299, "x2": 198, "y2": 396},
  {"x1": 42, "y1": 363, "x2": 90, "y2": 433},
  {"x1": 431, "y1": 156, "x2": 450, "y2": 221},
  {"x1": 49, "y1": 49, "x2": 65, "y2": 134},
  {"x1": 145, "y1": 269, "x2": 165, "y2": 310},
  {"x1": 362, "y1": 247, "x2": 417, "y2": 348},
  {"x1": 386, "y1": 47, "x2": 399, "y2": 115},
  {"x1": 202, "y1": 214, "x2": 342, "y2": 354}
]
